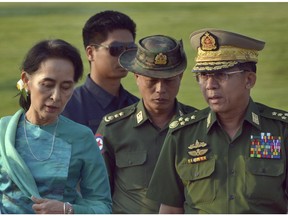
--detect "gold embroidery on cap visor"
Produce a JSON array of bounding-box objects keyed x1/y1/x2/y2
[{"x1": 193, "y1": 46, "x2": 259, "y2": 72}]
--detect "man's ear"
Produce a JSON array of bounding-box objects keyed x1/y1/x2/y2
[
  {"x1": 86, "y1": 46, "x2": 94, "y2": 61},
  {"x1": 134, "y1": 74, "x2": 140, "y2": 86},
  {"x1": 246, "y1": 72, "x2": 256, "y2": 89}
]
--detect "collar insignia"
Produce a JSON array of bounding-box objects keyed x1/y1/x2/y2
[
  {"x1": 207, "y1": 113, "x2": 211, "y2": 128},
  {"x1": 200, "y1": 31, "x2": 218, "y2": 51},
  {"x1": 136, "y1": 111, "x2": 143, "y2": 124},
  {"x1": 252, "y1": 112, "x2": 259, "y2": 125},
  {"x1": 154, "y1": 53, "x2": 167, "y2": 65}
]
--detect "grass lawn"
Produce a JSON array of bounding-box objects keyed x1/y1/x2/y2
[{"x1": 0, "y1": 2, "x2": 288, "y2": 117}]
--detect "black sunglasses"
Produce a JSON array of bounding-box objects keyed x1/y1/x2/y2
[{"x1": 90, "y1": 41, "x2": 137, "y2": 57}]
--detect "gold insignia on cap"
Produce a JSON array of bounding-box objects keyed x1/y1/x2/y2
[
  {"x1": 252, "y1": 112, "x2": 259, "y2": 125},
  {"x1": 154, "y1": 53, "x2": 167, "y2": 65},
  {"x1": 136, "y1": 111, "x2": 143, "y2": 124},
  {"x1": 200, "y1": 32, "x2": 218, "y2": 51}
]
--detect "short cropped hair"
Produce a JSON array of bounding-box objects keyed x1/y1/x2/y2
[{"x1": 82, "y1": 10, "x2": 136, "y2": 48}]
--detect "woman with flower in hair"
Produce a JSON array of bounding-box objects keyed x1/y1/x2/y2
[{"x1": 0, "y1": 39, "x2": 112, "y2": 214}]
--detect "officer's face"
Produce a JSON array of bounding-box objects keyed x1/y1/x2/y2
[
  {"x1": 198, "y1": 69, "x2": 256, "y2": 114},
  {"x1": 135, "y1": 74, "x2": 182, "y2": 113}
]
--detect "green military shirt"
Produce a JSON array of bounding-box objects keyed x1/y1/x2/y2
[
  {"x1": 96, "y1": 99, "x2": 197, "y2": 213},
  {"x1": 146, "y1": 99, "x2": 288, "y2": 213}
]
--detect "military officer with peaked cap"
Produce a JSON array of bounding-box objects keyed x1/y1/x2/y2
[
  {"x1": 96, "y1": 35, "x2": 197, "y2": 213},
  {"x1": 146, "y1": 28, "x2": 288, "y2": 213}
]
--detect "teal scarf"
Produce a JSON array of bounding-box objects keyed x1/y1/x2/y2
[{"x1": 0, "y1": 109, "x2": 41, "y2": 199}]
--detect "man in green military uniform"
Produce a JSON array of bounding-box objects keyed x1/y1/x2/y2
[
  {"x1": 146, "y1": 29, "x2": 288, "y2": 213},
  {"x1": 96, "y1": 35, "x2": 197, "y2": 213}
]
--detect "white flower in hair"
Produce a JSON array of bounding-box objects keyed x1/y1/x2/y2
[
  {"x1": 17, "y1": 79, "x2": 25, "y2": 91},
  {"x1": 16, "y1": 79, "x2": 28, "y2": 101}
]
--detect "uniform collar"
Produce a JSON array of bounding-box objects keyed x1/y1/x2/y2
[
  {"x1": 133, "y1": 99, "x2": 184, "y2": 127},
  {"x1": 243, "y1": 98, "x2": 261, "y2": 130},
  {"x1": 206, "y1": 98, "x2": 261, "y2": 133}
]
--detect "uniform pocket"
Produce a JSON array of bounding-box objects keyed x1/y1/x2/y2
[
  {"x1": 177, "y1": 157, "x2": 216, "y2": 204},
  {"x1": 115, "y1": 151, "x2": 148, "y2": 190},
  {"x1": 245, "y1": 157, "x2": 284, "y2": 201}
]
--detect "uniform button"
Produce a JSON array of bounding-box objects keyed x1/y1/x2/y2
[{"x1": 229, "y1": 194, "x2": 235, "y2": 200}]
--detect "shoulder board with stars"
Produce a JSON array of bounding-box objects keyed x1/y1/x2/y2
[
  {"x1": 256, "y1": 103, "x2": 288, "y2": 123},
  {"x1": 103, "y1": 103, "x2": 137, "y2": 125},
  {"x1": 169, "y1": 108, "x2": 209, "y2": 132}
]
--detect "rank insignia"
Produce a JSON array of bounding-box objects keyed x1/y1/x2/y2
[
  {"x1": 187, "y1": 140, "x2": 209, "y2": 164},
  {"x1": 104, "y1": 115, "x2": 114, "y2": 122},
  {"x1": 252, "y1": 112, "x2": 259, "y2": 125},
  {"x1": 169, "y1": 120, "x2": 179, "y2": 129},
  {"x1": 250, "y1": 133, "x2": 281, "y2": 159},
  {"x1": 207, "y1": 113, "x2": 211, "y2": 128},
  {"x1": 154, "y1": 53, "x2": 167, "y2": 65},
  {"x1": 136, "y1": 111, "x2": 143, "y2": 124},
  {"x1": 200, "y1": 31, "x2": 218, "y2": 51}
]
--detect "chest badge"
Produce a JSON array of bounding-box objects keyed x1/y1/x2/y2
[
  {"x1": 250, "y1": 132, "x2": 281, "y2": 159},
  {"x1": 187, "y1": 140, "x2": 209, "y2": 164}
]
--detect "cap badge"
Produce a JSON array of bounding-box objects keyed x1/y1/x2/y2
[
  {"x1": 154, "y1": 53, "x2": 167, "y2": 65},
  {"x1": 200, "y1": 31, "x2": 218, "y2": 51}
]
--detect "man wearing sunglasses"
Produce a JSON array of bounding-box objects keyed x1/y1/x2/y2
[
  {"x1": 147, "y1": 29, "x2": 288, "y2": 213},
  {"x1": 96, "y1": 35, "x2": 197, "y2": 213},
  {"x1": 62, "y1": 10, "x2": 139, "y2": 134}
]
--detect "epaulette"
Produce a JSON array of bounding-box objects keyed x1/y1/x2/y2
[
  {"x1": 169, "y1": 108, "x2": 209, "y2": 132},
  {"x1": 257, "y1": 103, "x2": 288, "y2": 123},
  {"x1": 102, "y1": 103, "x2": 137, "y2": 125}
]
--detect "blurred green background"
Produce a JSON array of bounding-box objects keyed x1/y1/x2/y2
[{"x1": 0, "y1": 2, "x2": 288, "y2": 117}]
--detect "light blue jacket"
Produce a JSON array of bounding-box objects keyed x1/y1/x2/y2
[{"x1": 0, "y1": 109, "x2": 112, "y2": 214}]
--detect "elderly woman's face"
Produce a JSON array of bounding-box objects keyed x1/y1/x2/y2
[{"x1": 24, "y1": 58, "x2": 75, "y2": 125}]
